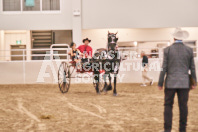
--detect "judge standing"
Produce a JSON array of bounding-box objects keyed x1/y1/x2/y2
[{"x1": 158, "y1": 28, "x2": 197, "y2": 132}]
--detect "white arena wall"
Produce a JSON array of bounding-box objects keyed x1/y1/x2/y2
[
  {"x1": 0, "y1": 0, "x2": 73, "y2": 30},
  {"x1": 0, "y1": 27, "x2": 198, "y2": 85},
  {"x1": 0, "y1": 59, "x2": 198, "y2": 84},
  {"x1": 82, "y1": 0, "x2": 198, "y2": 29},
  {"x1": 1, "y1": 28, "x2": 198, "y2": 61},
  {"x1": 0, "y1": 28, "x2": 198, "y2": 55},
  {"x1": 82, "y1": 28, "x2": 198, "y2": 50},
  {"x1": 1, "y1": 0, "x2": 198, "y2": 30}
]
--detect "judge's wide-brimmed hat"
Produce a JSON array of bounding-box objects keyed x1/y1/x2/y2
[
  {"x1": 172, "y1": 28, "x2": 189, "y2": 40},
  {"x1": 83, "y1": 38, "x2": 91, "y2": 43}
]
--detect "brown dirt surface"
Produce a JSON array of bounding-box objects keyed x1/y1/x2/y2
[{"x1": 0, "y1": 83, "x2": 197, "y2": 132}]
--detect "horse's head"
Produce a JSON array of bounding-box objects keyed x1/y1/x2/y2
[{"x1": 107, "y1": 31, "x2": 118, "y2": 51}]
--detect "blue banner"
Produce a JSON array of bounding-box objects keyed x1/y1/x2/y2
[{"x1": 25, "y1": 0, "x2": 35, "y2": 7}]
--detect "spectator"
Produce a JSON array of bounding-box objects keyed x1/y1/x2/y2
[{"x1": 141, "y1": 51, "x2": 154, "y2": 86}]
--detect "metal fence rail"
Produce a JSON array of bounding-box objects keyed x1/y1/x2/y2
[
  {"x1": 0, "y1": 44, "x2": 197, "y2": 62},
  {"x1": 0, "y1": 44, "x2": 71, "y2": 62}
]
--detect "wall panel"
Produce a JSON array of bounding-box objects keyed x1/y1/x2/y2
[
  {"x1": 82, "y1": 28, "x2": 198, "y2": 50},
  {"x1": 82, "y1": 0, "x2": 198, "y2": 29},
  {"x1": 0, "y1": 0, "x2": 72, "y2": 30}
]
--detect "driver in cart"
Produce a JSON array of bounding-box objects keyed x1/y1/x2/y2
[
  {"x1": 77, "y1": 38, "x2": 93, "y2": 71},
  {"x1": 77, "y1": 38, "x2": 93, "y2": 63}
]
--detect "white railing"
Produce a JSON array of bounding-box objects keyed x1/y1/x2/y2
[
  {"x1": 118, "y1": 46, "x2": 198, "y2": 59},
  {"x1": 50, "y1": 44, "x2": 70, "y2": 60},
  {"x1": 0, "y1": 44, "x2": 71, "y2": 62},
  {"x1": 0, "y1": 45, "x2": 197, "y2": 61},
  {"x1": 118, "y1": 47, "x2": 164, "y2": 59}
]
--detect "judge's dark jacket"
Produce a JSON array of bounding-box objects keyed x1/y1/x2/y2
[{"x1": 158, "y1": 42, "x2": 197, "y2": 88}]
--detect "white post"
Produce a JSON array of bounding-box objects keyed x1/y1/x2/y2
[
  {"x1": 50, "y1": 48, "x2": 53, "y2": 60},
  {"x1": 26, "y1": 31, "x2": 31, "y2": 61},
  {"x1": 23, "y1": 49, "x2": 25, "y2": 61},
  {"x1": 0, "y1": 30, "x2": 4, "y2": 61},
  {"x1": 23, "y1": 49, "x2": 26, "y2": 84},
  {"x1": 72, "y1": 0, "x2": 82, "y2": 46}
]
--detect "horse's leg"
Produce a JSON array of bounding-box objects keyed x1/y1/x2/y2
[
  {"x1": 107, "y1": 73, "x2": 112, "y2": 91},
  {"x1": 94, "y1": 71, "x2": 100, "y2": 94},
  {"x1": 93, "y1": 61, "x2": 100, "y2": 94},
  {"x1": 113, "y1": 74, "x2": 117, "y2": 96},
  {"x1": 102, "y1": 73, "x2": 108, "y2": 92}
]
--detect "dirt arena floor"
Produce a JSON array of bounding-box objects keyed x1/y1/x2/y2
[{"x1": 0, "y1": 83, "x2": 198, "y2": 132}]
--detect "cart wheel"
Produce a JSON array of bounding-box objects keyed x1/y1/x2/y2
[{"x1": 58, "y1": 62, "x2": 70, "y2": 93}]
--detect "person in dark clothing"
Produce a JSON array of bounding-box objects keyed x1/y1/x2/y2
[
  {"x1": 69, "y1": 42, "x2": 81, "y2": 69},
  {"x1": 158, "y1": 28, "x2": 197, "y2": 132},
  {"x1": 142, "y1": 54, "x2": 148, "y2": 67},
  {"x1": 70, "y1": 42, "x2": 81, "y2": 61},
  {"x1": 141, "y1": 51, "x2": 154, "y2": 86}
]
